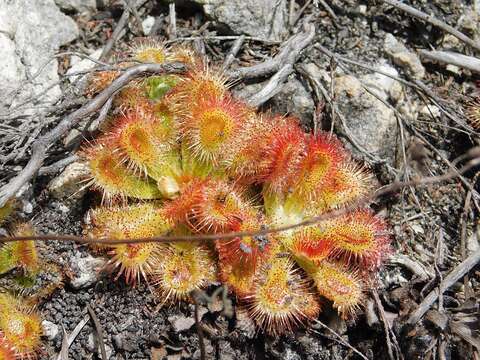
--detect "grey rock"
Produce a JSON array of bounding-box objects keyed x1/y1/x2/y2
[
  {"x1": 47, "y1": 162, "x2": 91, "y2": 199},
  {"x1": 0, "y1": 34, "x2": 24, "y2": 107},
  {"x1": 419, "y1": 104, "x2": 441, "y2": 118},
  {"x1": 193, "y1": 339, "x2": 214, "y2": 358},
  {"x1": 69, "y1": 254, "x2": 106, "y2": 289},
  {"x1": 21, "y1": 200, "x2": 33, "y2": 214},
  {"x1": 334, "y1": 74, "x2": 398, "y2": 163},
  {"x1": 442, "y1": 34, "x2": 462, "y2": 51},
  {"x1": 302, "y1": 62, "x2": 331, "y2": 84},
  {"x1": 327, "y1": 313, "x2": 347, "y2": 335},
  {"x1": 63, "y1": 128, "x2": 82, "y2": 147},
  {"x1": 42, "y1": 320, "x2": 60, "y2": 340},
  {"x1": 458, "y1": 8, "x2": 478, "y2": 34},
  {"x1": 466, "y1": 225, "x2": 479, "y2": 253},
  {"x1": 362, "y1": 62, "x2": 403, "y2": 103},
  {"x1": 0, "y1": 0, "x2": 78, "y2": 111},
  {"x1": 234, "y1": 309, "x2": 256, "y2": 339},
  {"x1": 425, "y1": 310, "x2": 449, "y2": 331},
  {"x1": 201, "y1": 0, "x2": 289, "y2": 41},
  {"x1": 232, "y1": 82, "x2": 263, "y2": 101},
  {"x1": 283, "y1": 348, "x2": 302, "y2": 360},
  {"x1": 112, "y1": 333, "x2": 135, "y2": 352},
  {"x1": 270, "y1": 76, "x2": 315, "y2": 126},
  {"x1": 66, "y1": 48, "x2": 102, "y2": 83},
  {"x1": 168, "y1": 314, "x2": 196, "y2": 332},
  {"x1": 384, "y1": 33, "x2": 425, "y2": 79},
  {"x1": 55, "y1": 0, "x2": 96, "y2": 13},
  {"x1": 233, "y1": 76, "x2": 314, "y2": 126},
  {"x1": 218, "y1": 341, "x2": 236, "y2": 360},
  {"x1": 86, "y1": 333, "x2": 113, "y2": 358}
]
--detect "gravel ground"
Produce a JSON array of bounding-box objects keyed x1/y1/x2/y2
[{"x1": 0, "y1": 0, "x2": 479, "y2": 359}]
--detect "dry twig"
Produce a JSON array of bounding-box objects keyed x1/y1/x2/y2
[
  {"x1": 99, "y1": 7, "x2": 130, "y2": 61},
  {"x1": 407, "y1": 248, "x2": 480, "y2": 325},
  {"x1": 87, "y1": 305, "x2": 107, "y2": 360},
  {"x1": 168, "y1": 2, "x2": 177, "y2": 40},
  {"x1": 373, "y1": 290, "x2": 402, "y2": 360},
  {"x1": 222, "y1": 35, "x2": 245, "y2": 70},
  {"x1": 312, "y1": 319, "x2": 369, "y2": 360},
  {"x1": 247, "y1": 64, "x2": 294, "y2": 106},
  {"x1": 55, "y1": 314, "x2": 90, "y2": 360},
  {"x1": 0, "y1": 62, "x2": 186, "y2": 208},
  {"x1": 38, "y1": 155, "x2": 80, "y2": 176},
  {"x1": 382, "y1": 0, "x2": 480, "y2": 52},
  {"x1": 227, "y1": 23, "x2": 315, "y2": 79},
  {"x1": 419, "y1": 50, "x2": 480, "y2": 73},
  {"x1": 2, "y1": 148, "x2": 480, "y2": 246},
  {"x1": 389, "y1": 254, "x2": 434, "y2": 281},
  {"x1": 191, "y1": 291, "x2": 206, "y2": 360}
]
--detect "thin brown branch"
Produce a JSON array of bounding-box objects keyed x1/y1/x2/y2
[
  {"x1": 382, "y1": 0, "x2": 480, "y2": 52},
  {"x1": 55, "y1": 314, "x2": 90, "y2": 360},
  {"x1": 87, "y1": 305, "x2": 107, "y2": 360},
  {"x1": 373, "y1": 290, "x2": 403, "y2": 360},
  {"x1": 0, "y1": 62, "x2": 187, "y2": 208},
  {"x1": 99, "y1": 8, "x2": 130, "y2": 61},
  {"x1": 226, "y1": 23, "x2": 315, "y2": 79},
  {"x1": 419, "y1": 50, "x2": 480, "y2": 73},
  {"x1": 222, "y1": 35, "x2": 245, "y2": 70},
  {"x1": 168, "y1": 2, "x2": 177, "y2": 40},
  {"x1": 407, "y1": 247, "x2": 480, "y2": 325},
  {"x1": 2, "y1": 149, "x2": 479, "y2": 245},
  {"x1": 246, "y1": 64, "x2": 294, "y2": 107},
  {"x1": 312, "y1": 319, "x2": 369, "y2": 360},
  {"x1": 191, "y1": 291, "x2": 206, "y2": 360},
  {"x1": 38, "y1": 155, "x2": 80, "y2": 176}
]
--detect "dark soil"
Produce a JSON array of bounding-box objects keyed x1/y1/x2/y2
[{"x1": 1, "y1": 0, "x2": 479, "y2": 359}]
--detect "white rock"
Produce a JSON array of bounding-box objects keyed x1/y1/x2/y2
[
  {"x1": 0, "y1": 34, "x2": 25, "y2": 104},
  {"x1": 411, "y1": 223, "x2": 424, "y2": 234},
  {"x1": 69, "y1": 254, "x2": 106, "y2": 289},
  {"x1": 168, "y1": 314, "x2": 196, "y2": 332},
  {"x1": 419, "y1": 104, "x2": 441, "y2": 118},
  {"x1": 142, "y1": 16, "x2": 156, "y2": 35},
  {"x1": 42, "y1": 320, "x2": 60, "y2": 340},
  {"x1": 334, "y1": 74, "x2": 398, "y2": 162},
  {"x1": 21, "y1": 200, "x2": 33, "y2": 214},
  {"x1": 358, "y1": 4, "x2": 367, "y2": 15},
  {"x1": 201, "y1": 0, "x2": 289, "y2": 41},
  {"x1": 384, "y1": 33, "x2": 425, "y2": 79},
  {"x1": 466, "y1": 226, "x2": 480, "y2": 253},
  {"x1": 55, "y1": 0, "x2": 96, "y2": 13},
  {"x1": 67, "y1": 48, "x2": 103, "y2": 83},
  {"x1": 446, "y1": 64, "x2": 461, "y2": 75},
  {"x1": 363, "y1": 62, "x2": 403, "y2": 102},
  {"x1": 0, "y1": 0, "x2": 78, "y2": 111},
  {"x1": 48, "y1": 161, "x2": 91, "y2": 199},
  {"x1": 86, "y1": 333, "x2": 113, "y2": 358}
]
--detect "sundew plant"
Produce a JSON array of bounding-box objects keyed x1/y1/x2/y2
[{"x1": 81, "y1": 41, "x2": 391, "y2": 335}]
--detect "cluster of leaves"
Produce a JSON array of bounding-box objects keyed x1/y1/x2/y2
[
  {"x1": 466, "y1": 98, "x2": 480, "y2": 130},
  {"x1": 0, "y1": 203, "x2": 43, "y2": 359},
  {"x1": 0, "y1": 293, "x2": 43, "y2": 360},
  {"x1": 82, "y1": 41, "x2": 391, "y2": 335}
]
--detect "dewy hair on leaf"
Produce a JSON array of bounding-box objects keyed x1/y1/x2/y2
[{"x1": 80, "y1": 42, "x2": 392, "y2": 335}]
